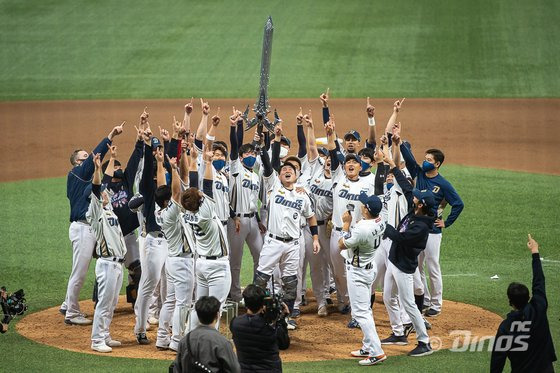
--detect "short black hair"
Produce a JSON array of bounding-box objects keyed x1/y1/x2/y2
[
  {"x1": 155, "y1": 185, "x2": 171, "y2": 208},
  {"x1": 195, "y1": 296, "x2": 221, "y2": 325},
  {"x1": 214, "y1": 140, "x2": 228, "y2": 152},
  {"x1": 70, "y1": 149, "x2": 84, "y2": 166},
  {"x1": 426, "y1": 149, "x2": 445, "y2": 167},
  {"x1": 358, "y1": 147, "x2": 375, "y2": 162},
  {"x1": 284, "y1": 156, "x2": 302, "y2": 171},
  {"x1": 242, "y1": 284, "x2": 266, "y2": 313},
  {"x1": 239, "y1": 143, "x2": 256, "y2": 156},
  {"x1": 507, "y1": 282, "x2": 530, "y2": 310},
  {"x1": 101, "y1": 159, "x2": 121, "y2": 174}
]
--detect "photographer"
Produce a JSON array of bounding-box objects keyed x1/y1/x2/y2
[{"x1": 230, "y1": 284, "x2": 290, "y2": 373}]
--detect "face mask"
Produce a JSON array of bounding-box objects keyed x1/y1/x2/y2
[
  {"x1": 113, "y1": 169, "x2": 124, "y2": 179},
  {"x1": 212, "y1": 159, "x2": 226, "y2": 171},
  {"x1": 386, "y1": 183, "x2": 394, "y2": 190},
  {"x1": 165, "y1": 172, "x2": 171, "y2": 185},
  {"x1": 280, "y1": 147, "x2": 289, "y2": 158},
  {"x1": 422, "y1": 160, "x2": 436, "y2": 172},
  {"x1": 242, "y1": 156, "x2": 256, "y2": 168},
  {"x1": 360, "y1": 160, "x2": 371, "y2": 172}
]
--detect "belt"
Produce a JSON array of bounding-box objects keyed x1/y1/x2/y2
[
  {"x1": 177, "y1": 252, "x2": 193, "y2": 258},
  {"x1": 74, "y1": 219, "x2": 89, "y2": 224},
  {"x1": 148, "y1": 231, "x2": 165, "y2": 238},
  {"x1": 101, "y1": 256, "x2": 125, "y2": 263},
  {"x1": 221, "y1": 220, "x2": 228, "y2": 226},
  {"x1": 268, "y1": 233, "x2": 295, "y2": 243},
  {"x1": 199, "y1": 255, "x2": 223, "y2": 260},
  {"x1": 236, "y1": 212, "x2": 255, "y2": 218},
  {"x1": 317, "y1": 220, "x2": 325, "y2": 226},
  {"x1": 346, "y1": 261, "x2": 373, "y2": 270},
  {"x1": 334, "y1": 227, "x2": 343, "y2": 231}
]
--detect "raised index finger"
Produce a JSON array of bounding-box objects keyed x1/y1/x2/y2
[
  {"x1": 367, "y1": 97, "x2": 370, "y2": 106},
  {"x1": 326, "y1": 87, "x2": 330, "y2": 96}
]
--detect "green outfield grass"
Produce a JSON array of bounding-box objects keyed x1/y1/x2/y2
[
  {"x1": 1, "y1": 0, "x2": 559, "y2": 100},
  {"x1": 0, "y1": 165, "x2": 558, "y2": 372}
]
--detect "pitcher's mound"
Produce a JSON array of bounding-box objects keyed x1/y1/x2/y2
[{"x1": 17, "y1": 292, "x2": 502, "y2": 362}]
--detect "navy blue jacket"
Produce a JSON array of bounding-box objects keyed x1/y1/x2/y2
[
  {"x1": 67, "y1": 137, "x2": 112, "y2": 222},
  {"x1": 490, "y1": 253, "x2": 557, "y2": 373}
]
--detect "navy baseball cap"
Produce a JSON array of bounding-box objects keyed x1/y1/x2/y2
[
  {"x1": 151, "y1": 137, "x2": 162, "y2": 148},
  {"x1": 318, "y1": 147, "x2": 329, "y2": 157},
  {"x1": 280, "y1": 136, "x2": 291, "y2": 147},
  {"x1": 344, "y1": 153, "x2": 360, "y2": 164},
  {"x1": 344, "y1": 130, "x2": 361, "y2": 142},
  {"x1": 412, "y1": 189, "x2": 435, "y2": 208},
  {"x1": 358, "y1": 192, "x2": 383, "y2": 216},
  {"x1": 128, "y1": 193, "x2": 145, "y2": 212}
]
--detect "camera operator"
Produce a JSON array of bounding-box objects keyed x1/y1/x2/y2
[{"x1": 230, "y1": 284, "x2": 290, "y2": 373}]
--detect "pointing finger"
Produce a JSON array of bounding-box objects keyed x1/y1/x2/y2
[
  {"x1": 217, "y1": 107, "x2": 220, "y2": 116},
  {"x1": 326, "y1": 87, "x2": 330, "y2": 96},
  {"x1": 200, "y1": 98, "x2": 204, "y2": 107},
  {"x1": 401, "y1": 97, "x2": 406, "y2": 104},
  {"x1": 367, "y1": 96, "x2": 370, "y2": 106}
]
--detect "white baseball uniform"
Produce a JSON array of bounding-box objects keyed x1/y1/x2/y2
[
  {"x1": 227, "y1": 158, "x2": 263, "y2": 301},
  {"x1": 86, "y1": 186, "x2": 126, "y2": 349},
  {"x1": 341, "y1": 217, "x2": 385, "y2": 357}
]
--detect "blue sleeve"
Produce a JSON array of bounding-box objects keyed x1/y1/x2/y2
[
  {"x1": 124, "y1": 140, "x2": 143, "y2": 189},
  {"x1": 92, "y1": 183, "x2": 101, "y2": 199},
  {"x1": 194, "y1": 138, "x2": 203, "y2": 152},
  {"x1": 230, "y1": 126, "x2": 239, "y2": 161},
  {"x1": 322, "y1": 107, "x2": 330, "y2": 125},
  {"x1": 374, "y1": 163, "x2": 386, "y2": 196},
  {"x1": 189, "y1": 171, "x2": 199, "y2": 189},
  {"x1": 77, "y1": 137, "x2": 112, "y2": 179},
  {"x1": 336, "y1": 151, "x2": 345, "y2": 165},
  {"x1": 140, "y1": 144, "x2": 154, "y2": 196},
  {"x1": 260, "y1": 145, "x2": 274, "y2": 177},
  {"x1": 168, "y1": 139, "x2": 179, "y2": 159},
  {"x1": 442, "y1": 180, "x2": 464, "y2": 228},
  {"x1": 297, "y1": 125, "x2": 307, "y2": 158},
  {"x1": 236, "y1": 119, "x2": 244, "y2": 147},
  {"x1": 264, "y1": 131, "x2": 271, "y2": 151},
  {"x1": 271, "y1": 141, "x2": 281, "y2": 172},
  {"x1": 531, "y1": 253, "x2": 547, "y2": 309},
  {"x1": 399, "y1": 143, "x2": 421, "y2": 179},
  {"x1": 365, "y1": 140, "x2": 376, "y2": 150},
  {"x1": 392, "y1": 166, "x2": 413, "y2": 208},
  {"x1": 329, "y1": 149, "x2": 340, "y2": 171},
  {"x1": 202, "y1": 179, "x2": 213, "y2": 198}
]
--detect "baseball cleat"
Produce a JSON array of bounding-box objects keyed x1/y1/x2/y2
[
  {"x1": 59, "y1": 308, "x2": 67, "y2": 316},
  {"x1": 136, "y1": 332, "x2": 150, "y2": 345},
  {"x1": 105, "y1": 340, "x2": 122, "y2": 347},
  {"x1": 350, "y1": 349, "x2": 369, "y2": 358},
  {"x1": 381, "y1": 333, "x2": 408, "y2": 345},
  {"x1": 156, "y1": 338, "x2": 171, "y2": 350},
  {"x1": 424, "y1": 319, "x2": 432, "y2": 330},
  {"x1": 424, "y1": 308, "x2": 440, "y2": 317},
  {"x1": 326, "y1": 298, "x2": 334, "y2": 305},
  {"x1": 317, "y1": 304, "x2": 328, "y2": 317},
  {"x1": 404, "y1": 323, "x2": 415, "y2": 337},
  {"x1": 347, "y1": 318, "x2": 360, "y2": 329},
  {"x1": 169, "y1": 342, "x2": 179, "y2": 352},
  {"x1": 147, "y1": 316, "x2": 159, "y2": 325},
  {"x1": 91, "y1": 343, "x2": 112, "y2": 353},
  {"x1": 287, "y1": 319, "x2": 297, "y2": 330},
  {"x1": 339, "y1": 304, "x2": 351, "y2": 315},
  {"x1": 290, "y1": 309, "x2": 301, "y2": 318},
  {"x1": 329, "y1": 286, "x2": 337, "y2": 294},
  {"x1": 358, "y1": 354, "x2": 387, "y2": 366},
  {"x1": 408, "y1": 342, "x2": 433, "y2": 357},
  {"x1": 65, "y1": 316, "x2": 93, "y2": 325},
  {"x1": 301, "y1": 295, "x2": 308, "y2": 306}
]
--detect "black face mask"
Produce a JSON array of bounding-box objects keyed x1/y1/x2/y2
[{"x1": 113, "y1": 169, "x2": 124, "y2": 179}]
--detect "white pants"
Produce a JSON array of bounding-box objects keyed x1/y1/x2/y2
[
  {"x1": 386, "y1": 262, "x2": 429, "y2": 344},
  {"x1": 257, "y1": 236, "x2": 299, "y2": 277},
  {"x1": 123, "y1": 231, "x2": 140, "y2": 281},
  {"x1": 134, "y1": 234, "x2": 168, "y2": 334},
  {"x1": 227, "y1": 216, "x2": 263, "y2": 301},
  {"x1": 419, "y1": 233, "x2": 443, "y2": 311},
  {"x1": 91, "y1": 258, "x2": 123, "y2": 346},
  {"x1": 329, "y1": 229, "x2": 349, "y2": 306},
  {"x1": 62, "y1": 222, "x2": 96, "y2": 319},
  {"x1": 298, "y1": 227, "x2": 330, "y2": 308},
  {"x1": 371, "y1": 238, "x2": 391, "y2": 292},
  {"x1": 347, "y1": 264, "x2": 384, "y2": 357},
  {"x1": 189, "y1": 257, "x2": 232, "y2": 329},
  {"x1": 384, "y1": 262, "x2": 424, "y2": 332}
]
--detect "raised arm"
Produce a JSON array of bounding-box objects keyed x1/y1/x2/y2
[
  {"x1": 325, "y1": 116, "x2": 340, "y2": 171},
  {"x1": 295, "y1": 107, "x2": 307, "y2": 158},
  {"x1": 320, "y1": 88, "x2": 330, "y2": 125},
  {"x1": 205, "y1": 109, "x2": 220, "y2": 153},
  {"x1": 229, "y1": 109, "x2": 240, "y2": 161},
  {"x1": 155, "y1": 147, "x2": 166, "y2": 187},
  {"x1": 195, "y1": 98, "x2": 210, "y2": 150},
  {"x1": 304, "y1": 110, "x2": 319, "y2": 161},
  {"x1": 385, "y1": 98, "x2": 405, "y2": 137},
  {"x1": 365, "y1": 97, "x2": 377, "y2": 149},
  {"x1": 202, "y1": 151, "x2": 214, "y2": 198},
  {"x1": 183, "y1": 98, "x2": 193, "y2": 134},
  {"x1": 527, "y1": 234, "x2": 547, "y2": 308},
  {"x1": 260, "y1": 138, "x2": 274, "y2": 178},
  {"x1": 78, "y1": 122, "x2": 123, "y2": 178},
  {"x1": 399, "y1": 141, "x2": 421, "y2": 179},
  {"x1": 373, "y1": 148, "x2": 386, "y2": 196},
  {"x1": 124, "y1": 125, "x2": 145, "y2": 188},
  {"x1": 271, "y1": 123, "x2": 283, "y2": 172},
  {"x1": 167, "y1": 156, "x2": 181, "y2": 203}
]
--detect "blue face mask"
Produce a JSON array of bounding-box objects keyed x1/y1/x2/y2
[
  {"x1": 360, "y1": 160, "x2": 371, "y2": 172},
  {"x1": 422, "y1": 160, "x2": 436, "y2": 172},
  {"x1": 386, "y1": 182, "x2": 394, "y2": 190},
  {"x1": 242, "y1": 155, "x2": 256, "y2": 168},
  {"x1": 212, "y1": 159, "x2": 226, "y2": 171}
]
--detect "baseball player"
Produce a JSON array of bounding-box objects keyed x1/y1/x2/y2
[
  {"x1": 62, "y1": 122, "x2": 124, "y2": 325},
  {"x1": 338, "y1": 193, "x2": 386, "y2": 366},
  {"x1": 254, "y1": 133, "x2": 320, "y2": 329},
  {"x1": 87, "y1": 153, "x2": 127, "y2": 353},
  {"x1": 227, "y1": 110, "x2": 264, "y2": 302},
  {"x1": 181, "y1": 134, "x2": 232, "y2": 329},
  {"x1": 325, "y1": 116, "x2": 376, "y2": 315},
  {"x1": 380, "y1": 152, "x2": 435, "y2": 357},
  {"x1": 399, "y1": 133, "x2": 464, "y2": 316},
  {"x1": 153, "y1": 147, "x2": 196, "y2": 351}
]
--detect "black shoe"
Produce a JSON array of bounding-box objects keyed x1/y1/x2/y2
[
  {"x1": 381, "y1": 333, "x2": 408, "y2": 345},
  {"x1": 340, "y1": 304, "x2": 351, "y2": 315},
  {"x1": 301, "y1": 295, "x2": 308, "y2": 306},
  {"x1": 404, "y1": 323, "x2": 415, "y2": 337},
  {"x1": 290, "y1": 309, "x2": 301, "y2": 318},
  {"x1": 329, "y1": 286, "x2": 337, "y2": 294},
  {"x1": 424, "y1": 319, "x2": 432, "y2": 330},
  {"x1": 347, "y1": 318, "x2": 360, "y2": 329},
  {"x1": 136, "y1": 332, "x2": 150, "y2": 345},
  {"x1": 326, "y1": 298, "x2": 334, "y2": 305},
  {"x1": 425, "y1": 308, "x2": 440, "y2": 317},
  {"x1": 408, "y1": 342, "x2": 433, "y2": 357}
]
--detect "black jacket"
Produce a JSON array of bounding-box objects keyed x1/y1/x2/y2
[
  {"x1": 490, "y1": 253, "x2": 557, "y2": 372},
  {"x1": 230, "y1": 314, "x2": 290, "y2": 373}
]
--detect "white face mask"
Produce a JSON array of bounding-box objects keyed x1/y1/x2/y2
[{"x1": 280, "y1": 146, "x2": 289, "y2": 159}]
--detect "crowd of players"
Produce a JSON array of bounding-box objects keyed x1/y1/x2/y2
[{"x1": 62, "y1": 91, "x2": 465, "y2": 366}]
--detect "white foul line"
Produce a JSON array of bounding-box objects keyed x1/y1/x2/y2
[{"x1": 442, "y1": 273, "x2": 478, "y2": 277}]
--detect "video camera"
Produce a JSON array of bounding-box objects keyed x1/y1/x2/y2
[
  {"x1": 263, "y1": 290, "x2": 284, "y2": 324},
  {"x1": 1, "y1": 286, "x2": 28, "y2": 333}
]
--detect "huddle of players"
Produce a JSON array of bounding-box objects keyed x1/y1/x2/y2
[{"x1": 62, "y1": 92, "x2": 464, "y2": 361}]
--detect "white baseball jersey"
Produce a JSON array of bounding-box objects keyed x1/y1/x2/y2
[
  {"x1": 155, "y1": 199, "x2": 195, "y2": 257},
  {"x1": 300, "y1": 155, "x2": 325, "y2": 187},
  {"x1": 229, "y1": 158, "x2": 260, "y2": 214},
  {"x1": 263, "y1": 175, "x2": 314, "y2": 239},
  {"x1": 86, "y1": 190, "x2": 127, "y2": 258},
  {"x1": 341, "y1": 217, "x2": 385, "y2": 267},
  {"x1": 198, "y1": 162, "x2": 230, "y2": 222},
  {"x1": 331, "y1": 166, "x2": 375, "y2": 228},
  {"x1": 307, "y1": 173, "x2": 333, "y2": 222},
  {"x1": 182, "y1": 194, "x2": 229, "y2": 257}
]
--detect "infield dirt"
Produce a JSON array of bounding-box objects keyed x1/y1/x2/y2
[{"x1": 0, "y1": 98, "x2": 559, "y2": 182}]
